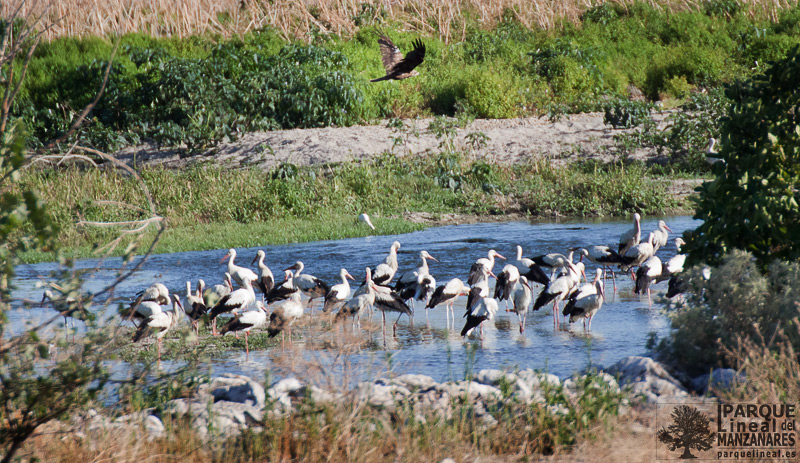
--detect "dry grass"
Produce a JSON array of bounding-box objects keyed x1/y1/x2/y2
[{"x1": 6, "y1": 0, "x2": 800, "y2": 42}]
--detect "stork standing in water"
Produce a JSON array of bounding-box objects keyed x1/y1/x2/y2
[
  {"x1": 323, "y1": 268, "x2": 355, "y2": 313},
  {"x1": 221, "y1": 248, "x2": 258, "y2": 288},
  {"x1": 41, "y1": 285, "x2": 88, "y2": 341},
  {"x1": 512, "y1": 245, "x2": 550, "y2": 286},
  {"x1": 200, "y1": 273, "x2": 233, "y2": 308},
  {"x1": 467, "y1": 249, "x2": 506, "y2": 285},
  {"x1": 267, "y1": 291, "x2": 304, "y2": 346},
  {"x1": 659, "y1": 238, "x2": 687, "y2": 298},
  {"x1": 426, "y1": 278, "x2": 470, "y2": 329},
  {"x1": 132, "y1": 294, "x2": 184, "y2": 361},
  {"x1": 579, "y1": 246, "x2": 630, "y2": 293},
  {"x1": 209, "y1": 277, "x2": 256, "y2": 335},
  {"x1": 185, "y1": 280, "x2": 207, "y2": 334},
  {"x1": 286, "y1": 261, "x2": 330, "y2": 308},
  {"x1": 265, "y1": 270, "x2": 300, "y2": 304},
  {"x1": 372, "y1": 283, "x2": 413, "y2": 337},
  {"x1": 462, "y1": 297, "x2": 499, "y2": 338},
  {"x1": 251, "y1": 250, "x2": 275, "y2": 295},
  {"x1": 120, "y1": 282, "x2": 169, "y2": 326},
  {"x1": 620, "y1": 232, "x2": 656, "y2": 279},
  {"x1": 618, "y1": 213, "x2": 642, "y2": 256},
  {"x1": 372, "y1": 241, "x2": 401, "y2": 286},
  {"x1": 464, "y1": 265, "x2": 493, "y2": 316},
  {"x1": 562, "y1": 268, "x2": 605, "y2": 331},
  {"x1": 533, "y1": 261, "x2": 585, "y2": 328},
  {"x1": 635, "y1": 254, "x2": 662, "y2": 308},
  {"x1": 220, "y1": 301, "x2": 268, "y2": 354},
  {"x1": 508, "y1": 276, "x2": 533, "y2": 333},
  {"x1": 651, "y1": 220, "x2": 673, "y2": 253},
  {"x1": 530, "y1": 251, "x2": 572, "y2": 281},
  {"x1": 395, "y1": 250, "x2": 437, "y2": 311},
  {"x1": 336, "y1": 268, "x2": 377, "y2": 330}
]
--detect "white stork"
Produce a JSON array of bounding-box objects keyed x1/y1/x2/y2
[
  {"x1": 620, "y1": 232, "x2": 656, "y2": 278},
  {"x1": 220, "y1": 301, "x2": 268, "y2": 354},
  {"x1": 372, "y1": 241, "x2": 401, "y2": 286},
  {"x1": 267, "y1": 292, "x2": 304, "y2": 345},
  {"x1": 562, "y1": 268, "x2": 605, "y2": 331},
  {"x1": 251, "y1": 250, "x2": 275, "y2": 295},
  {"x1": 185, "y1": 280, "x2": 206, "y2": 334},
  {"x1": 462, "y1": 297, "x2": 499, "y2": 338},
  {"x1": 661, "y1": 238, "x2": 687, "y2": 298},
  {"x1": 265, "y1": 270, "x2": 300, "y2": 304},
  {"x1": 286, "y1": 261, "x2": 330, "y2": 307},
  {"x1": 358, "y1": 212, "x2": 376, "y2": 230},
  {"x1": 220, "y1": 248, "x2": 258, "y2": 288},
  {"x1": 634, "y1": 255, "x2": 662, "y2": 308},
  {"x1": 494, "y1": 264, "x2": 520, "y2": 304},
  {"x1": 512, "y1": 245, "x2": 550, "y2": 286},
  {"x1": 336, "y1": 268, "x2": 377, "y2": 329},
  {"x1": 394, "y1": 250, "x2": 437, "y2": 309},
  {"x1": 200, "y1": 273, "x2": 233, "y2": 308},
  {"x1": 618, "y1": 212, "x2": 642, "y2": 256},
  {"x1": 508, "y1": 276, "x2": 533, "y2": 333},
  {"x1": 426, "y1": 278, "x2": 470, "y2": 328},
  {"x1": 533, "y1": 261, "x2": 585, "y2": 328},
  {"x1": 579, "y1": 245, "x2": 630, "y2": 292},
  {"x1": 323, "y1": 268, "x2": 355, "y2": 313},
  {"x1": 651, "y1": 220, "x2": 673, "y2": 253},
  {"x1": 132, "y1": 294, "x2": 184, "y2": 360},
  {"x1": 209, "y1": 277, "x2": 256, "y2": 335},
  {"x1": 467, "y1": 249, "x2": 506, "y2": 285}
]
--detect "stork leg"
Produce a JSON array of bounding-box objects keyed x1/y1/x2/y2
[
  {"x1": 157, "y1": 338, "x2": 162, "y2": 362},
  {"x1": 245, "y1": 331, "x2": 250, "y2": 355},
  {"x1": 647, "y1": 288, "x2": 652, "y2": 308}
]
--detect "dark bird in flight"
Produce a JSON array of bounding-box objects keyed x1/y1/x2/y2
[{"x1": 371, "y1": 32, "x2": 426, "y2": 82}]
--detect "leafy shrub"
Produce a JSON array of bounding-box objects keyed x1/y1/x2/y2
[
  {"x1": 684, "y1": 46, "x2": 800, "y2": 266},
  {"x1": 530, "y1": 38, "x2": 606, "y2": 101},
  {"x1": 661, "y1": 251, "x2": 800, "y2": 376},
  {"x1": 464, "y1": 68, "x2": 522, "y2": 118},
  {"x1": 603, "y1": 99, "x2": 654, "y2": 129}
]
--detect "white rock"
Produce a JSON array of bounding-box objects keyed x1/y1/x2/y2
[
  {"x1": 605, "y1": 356, "x2": 687, "y2": 401},
  {"x1": 393, "y1": 374, "x2": 437, "y2": 390},
  {"x1": 144, "y1": 415, "x2": 165, "y2": 439},
  {"x1": 691, "y1": 368, "x2": 744, "y2": 393},
  {"x1": 268, "y1": 377, "x2": 304, "y2": 400}
]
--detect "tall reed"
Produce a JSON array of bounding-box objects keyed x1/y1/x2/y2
[{"x1": 6, "y1": 0, "x2": 799, "y2": 42}]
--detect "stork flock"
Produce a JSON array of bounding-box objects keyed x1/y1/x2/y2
[{"x1": 121, "y1": 214, "x2": 687, "y2": 359}]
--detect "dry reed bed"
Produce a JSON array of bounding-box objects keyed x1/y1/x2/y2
[{"x1": 6, "y1": 0, "x2": 800, "y2": 42}]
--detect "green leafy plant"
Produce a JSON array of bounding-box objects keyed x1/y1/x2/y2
[{"x1": 684, "y1": 46, "x2": 800, "y2": 266}]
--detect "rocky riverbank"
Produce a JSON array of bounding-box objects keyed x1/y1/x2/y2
[{"x1": 73, "y1": 356, "x2": 742, "y2": 441}]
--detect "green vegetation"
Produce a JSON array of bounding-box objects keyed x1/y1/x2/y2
[
  {"x1": 658, "y1": 47, "x2": 800, "y2": 380},
  {"x1": 683, "y1": 46, "x2": 800, "y2": 267},
  {"x1": 659, "y1": 251, "x2": 800, "y2": 376},
  {"x1": 13, "y1": 4, "x2": 800, "y2": 152},
  {"x1": 16, "y1": 155, "x2": 685, "y2": 263}
]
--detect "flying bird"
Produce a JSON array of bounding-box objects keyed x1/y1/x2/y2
[{"x1": 371, "y1": 32, "x2": 426, "y2": 82}]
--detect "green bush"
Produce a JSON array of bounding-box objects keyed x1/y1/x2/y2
[
  {"x1": 662, "y1": 251, "x2": 800, "y2": 376},
  {"x1": 684, "y1": 46, "x2": 800, "y2": 266}
]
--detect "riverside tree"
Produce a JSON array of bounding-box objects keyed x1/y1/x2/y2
[
  {"x1": 684, "y1": 46, "x2": 800, "y2": 267},
  {"x1": 0, "y1": 5, "x2": 166, "y2": 462}
]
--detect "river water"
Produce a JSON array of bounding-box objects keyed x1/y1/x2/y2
[{"x1": 10, "y1": 215, "x2": 697, "y2": 383}]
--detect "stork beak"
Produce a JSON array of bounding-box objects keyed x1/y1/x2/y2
[
  {"x1": 665, "y1": 225, "x2": 673, "y2": 233},
  {"x1": 219, "y1": 253, "x2": 229, "y2": 264},
  {"x1": 523, "y1": 280, "x2": 532, "y2": 291},
  {"x1": 581, "y1": 269, "x2": 587, "y2": 282},
  {"x1": 428, "y1": 255, "x2": 438, "y2": 262},
  {"x1": 251, "y1": 255, "x2": 258, "y2": 265},
  {"x1": 284, "y1": 263, "x2": 297, "y2": 272},
  {"x1": 489, "y1": 271, "x2": 497, "y2": 279},
  {"x1": 496, "y1": 253, "x2": 506, "y2": 260},
  {"x1": 346, "y1": 271, "x2": 355, "y2": 280},
  {"x1": 175, "y1": 296, "x2": 184, "y2": 310},
  {"x1": 40, "y1": 293, "x2": 48, "y2": 307}
]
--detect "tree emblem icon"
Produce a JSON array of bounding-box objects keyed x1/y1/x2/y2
[{"x1": 658, "y1": 405, "x2": 716, "y2": 459}]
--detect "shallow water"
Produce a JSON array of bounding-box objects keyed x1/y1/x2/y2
[{"x1": 10, "y1": 215, "x2": 697, "y2": 383}]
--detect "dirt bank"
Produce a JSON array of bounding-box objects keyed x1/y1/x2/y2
[{"x1": 115, "y1": 111, "x2": 673, "y2": 170}]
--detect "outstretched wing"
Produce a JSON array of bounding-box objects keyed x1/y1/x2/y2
[
  {"x1": 377, "y1": 32, "x2": 404, "y2": 72},
  {"x1": 391, "y1": 38, "x2": 425, "y2": 75}
]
